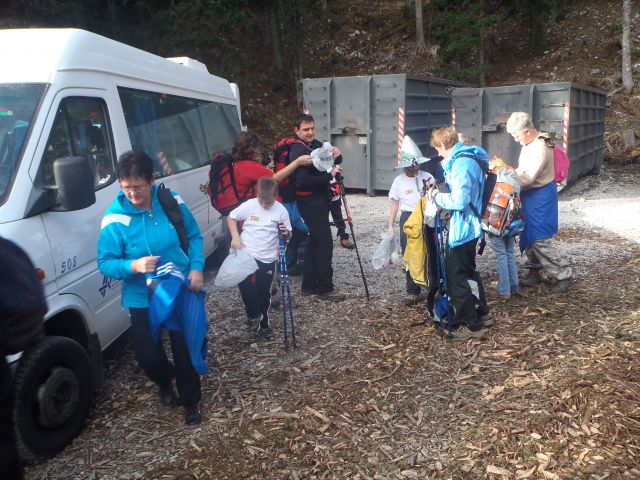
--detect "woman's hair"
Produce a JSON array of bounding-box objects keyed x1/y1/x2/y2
[
  {"x1": 232, "y1": 132, "x2": 262, "y2": 162},
  {"x1": 506, "y1": 112, "x2": 533, "y2": 134},
  {"x1": 257, "y1": 176, "x2": 278, "y2": 199},
  {"x1": 117, "y1": 150, "x2": 154, "y2": 181},
  {"x1": 430, "y1": 126, "x2": 458, "y2": 150}
]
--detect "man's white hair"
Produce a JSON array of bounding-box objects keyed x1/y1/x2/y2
[{"x1": 506, "y1": 112, "x2": 534, "y2": 133}]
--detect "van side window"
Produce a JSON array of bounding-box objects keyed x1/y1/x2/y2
[
  {"x1": 41, "y1": 97, "x2": 116, "y2": 191},
  {"x1": 118, "y1": 87, "x2": 240, "y2": 178}
]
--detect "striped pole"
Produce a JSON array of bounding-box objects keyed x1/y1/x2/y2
[
  {"x1": 451, "y1": 107, "x2": 456, "y2": 128},
  {"x1": 562, "y1": 101, "x2": 570, "y2": 150},
  {"x1": 397, "y1": 105, "x2": 405, "y2": 162}
]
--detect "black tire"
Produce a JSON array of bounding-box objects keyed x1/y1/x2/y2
[{"x1": 13, "y1": 336, "x2": 93, "y2": 459}]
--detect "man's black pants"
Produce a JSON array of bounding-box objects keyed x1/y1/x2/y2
[
  {"x1": 239, "y1": 259, "x2": 276, "y2": 329},
  {"x1": 445, "y1": 237, "x2": 489, "y2": 330},
  {"x1": 129, "y1": 308, "x2": 201, "y2": 407},
  {"x1": 298, "y1": 195, "x2": 334, "y2": 293}
]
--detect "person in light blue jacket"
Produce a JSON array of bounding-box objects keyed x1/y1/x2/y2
[
  {"x1": 98, "y1": 150, "x2": 205, "y2": 426},
  {"x1": 429, "y1": 127, "x2": 492, "y2": 341}
]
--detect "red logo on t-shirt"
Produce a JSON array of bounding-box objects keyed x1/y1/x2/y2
[{"x1": 250, "y1": 215, "x2": 260, "y2": 221}]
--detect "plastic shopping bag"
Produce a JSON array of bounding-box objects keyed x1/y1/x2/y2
[
  {"x1": 214, "y1": 249, "x2": 259, "y2": 288},
  {"x1": 371, "y1": 231, "x2": 397, "y2": 270},
  {"x1": 424, "y1": 199, "x2": 437, "y2": 228},
  {"x1": 311, "y1": 142, "x2": 334, "y2": 171}
]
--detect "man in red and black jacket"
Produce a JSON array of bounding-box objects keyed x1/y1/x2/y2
[{"x1": 290, "y1": 113, "x2": 346, "y2": 302}]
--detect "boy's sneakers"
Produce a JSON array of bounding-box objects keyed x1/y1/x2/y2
[
  {"x1": 184, "y1": 404, "x2": 202, "y2": 426},
  {"x1": 448, "y1": 325, "x2": 486, "y2": 341},
  {"x1": 159, "y1": 383, "x2": 177, "y2": 407},
  {"x1": 247, "y1": 314, "x2": 262, "y2": 332},
  {"x1": 287, "y1": 264, "x2": 303, "y2": 276},
  {"x1": 317, "y1": 290, "x2": 346, "y2": 302},
  {"x1": 257, "y1": 325, "x2": 275, "y2": 340}
]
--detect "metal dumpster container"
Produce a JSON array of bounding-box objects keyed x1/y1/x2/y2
[
  {"x1": 452, "y1": 82, "x2": 606, "y2": 183},
  {"x1": 303, "y1": 74, "x2": 458, "y2": 192}
]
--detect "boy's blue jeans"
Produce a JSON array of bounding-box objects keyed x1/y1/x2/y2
[{"x1": 489, "y1": 235, "x2": 519, "y2": 296}]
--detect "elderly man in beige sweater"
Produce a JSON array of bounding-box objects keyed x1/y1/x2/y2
[{"x1": 506, "y1": 112, "x2": 572, "y2": 294}]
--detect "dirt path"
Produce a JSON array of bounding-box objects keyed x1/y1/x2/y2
[{"x1": 26, "y1": 165, "x2": 640, "y2": 479}]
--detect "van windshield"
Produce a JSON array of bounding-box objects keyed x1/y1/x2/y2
[{"x1": 0, "y1": 83, "x2": 47, "y2": 205}]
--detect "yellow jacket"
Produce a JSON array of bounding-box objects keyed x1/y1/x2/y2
[{"x1": 402, "y1": 196, "x2": 430, "y2": 287}]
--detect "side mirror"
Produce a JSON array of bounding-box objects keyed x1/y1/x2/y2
[{"x1": 53, "y1": 156, "x2": 96, "y2": 211}]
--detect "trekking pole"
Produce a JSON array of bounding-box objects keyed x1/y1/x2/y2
[
  {"x1": 336, "y1": 174, "x2": 370, "y2": 301},
  {"x1": 274, "y1": 222, "x2": 297, "y2": 349}
]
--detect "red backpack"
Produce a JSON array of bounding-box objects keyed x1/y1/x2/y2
[
  {"x1": 273, "y1": 138, "x2": 305, "y2": 199},
  {"x1": 539, "y1": 133, "x2": 569, "y2": 184},
  {"x1": 207, "y1": 152, "x2": 252, "y2": 216}
]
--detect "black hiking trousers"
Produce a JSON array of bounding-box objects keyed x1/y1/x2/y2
[
  {"x1": 129, "y1": 308, "x2": 201, "y2": 407},
  {"x1": 445, "y1": 237, "x2": 490, "y2": 330},
  {"x1": 297, "y1": 194, "x2": 334, "y2": 294}
]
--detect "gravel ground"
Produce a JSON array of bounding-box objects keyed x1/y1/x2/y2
[{"x1": 24, "y1": 164, "x2": 640, "y2": 479}]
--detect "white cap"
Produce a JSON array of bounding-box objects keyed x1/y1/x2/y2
[{"x1": 395, "y1": 135, "x2": 429, "y2": 169}]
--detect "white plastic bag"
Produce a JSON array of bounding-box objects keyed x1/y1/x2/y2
[
  {"x1": 424, "y1": 200, "x2": 437, "y2": 228},
  {"x1": 311, "y1": 142, "x2": 334, "y2": 171},
  {"x1": 371, "y1": 231, "x2": 397, "y2": 270},
  {"x1": 214, "y1": 249, "x2": 259, "y2": 288}
]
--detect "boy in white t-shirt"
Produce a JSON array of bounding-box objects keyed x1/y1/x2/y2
[{"x1": 228, "y1": 177, "x2": 292, "y2": 340}]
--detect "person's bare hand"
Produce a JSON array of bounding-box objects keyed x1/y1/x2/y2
[
  {"x1": 331, "y1": 165, "x2": 342, "y2": 178},
  {"x1": 296, "y1": 155, "x2": 313, "y2": 166},
  {"x1": 331, "y1": 147, "x2": 342, "y2": 159},
  {"x1": 132, "y1": 256, "x2": 160, "y2": 274},
  {"x1": 230, "y1": 237, "x2": 243, "y2": 250},
  {"x1": 188, "y1": 270, "x2": 204, "y2": 291}
]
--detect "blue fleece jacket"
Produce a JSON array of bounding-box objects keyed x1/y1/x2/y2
[
  {"x1": 434, "y1": 142, "x2": 489, "y2": 248},
  {"x1": 97, "y1": 185, "x2": 204, "y2": 308}
]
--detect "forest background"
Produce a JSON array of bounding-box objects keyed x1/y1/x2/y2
[{"x1": 3, "y1": 0, "x2": 639, "y2": 163}]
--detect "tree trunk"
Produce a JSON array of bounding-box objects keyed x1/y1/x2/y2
[
  {"x1": 321, "y1": 0, "x2": 328, "y2": 9},
  {"x1": 478, "y1": 0, "x2": 485, "y2": 86},
  {"x1": 292, "y1": 8, "x2": 304, "y2": 107},
  {"x1": 622, "y1": 0, "x2": 634, "y2": 92},
  {"x1": 269, "y1": 5, "x2": 284, "y2": 72},
  {"x1": 415, "y1": 0, "x2": 426, "y2": 53}
]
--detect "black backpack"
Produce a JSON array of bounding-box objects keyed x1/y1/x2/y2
[{"x1": 156, "y1": 184, "x2": 189, "y2": 255}]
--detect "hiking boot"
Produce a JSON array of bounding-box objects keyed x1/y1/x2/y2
[
  {"x1": 247, "y1": 314, "x2": 262, "y2": 332},
  {"x1": 551, "y1": 278, "x2": 571, "y2": 295},
  {"x1": 317, "y1": 290, "x2": 346, "y2": 302},
  {"x1": 402, "y1": 292, "x2": 420, "y2": 306},
  {"x1": 159, "y1": 383, "x2": 177, "y2": 407},
  {"x1": 479, "y1": 313, "x2": 495, "y2": 328},
  {"x1": 340, "y1": 238, "x2": 355, "y2": 250},
  {"x1": 184, "y1": 404, "x2": 202, "y2": 426},
  {"x1": 300, "y1": 288, "x2": 317, "y2": 297},
  {"x1": 521, "y1": 269, "x2": 542, "y2": 288},
  {"x1": 448, "y1": 325, "x2": 486, "y2": 341},
  {"x1": 257, "y1": 325, "x2": 275, "y2": 340}
]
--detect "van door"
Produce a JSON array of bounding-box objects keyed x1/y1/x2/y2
[{"x1": 35, "y1": 91, "x2": 128, "y2": 347}]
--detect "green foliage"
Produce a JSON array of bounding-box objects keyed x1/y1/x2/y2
[
  {"x1": 503, "y1": 0, "x2": 572, "y2": 52},
  {"x1": 431, "y1": 0, "x2": 501, "y2": 82}
]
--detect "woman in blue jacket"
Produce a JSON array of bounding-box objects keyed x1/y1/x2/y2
[
  {"x1": 98, "y1": 150, "x2": 205, "y2": 425},
  {"x1": 429, "y1": 127, "x2": 492, "y2": 341}
]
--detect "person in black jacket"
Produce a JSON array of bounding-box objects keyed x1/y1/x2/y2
[
  {"x1": 0, "y1": 237, "x2": 46, "y2": 480},
  {"x1": 290, "y1": 113, "x2": 345, "y2": 302}
]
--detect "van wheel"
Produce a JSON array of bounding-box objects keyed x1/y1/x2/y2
[{"x1": 13, "y1": 336, "x2": 93, "y2": 459}]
